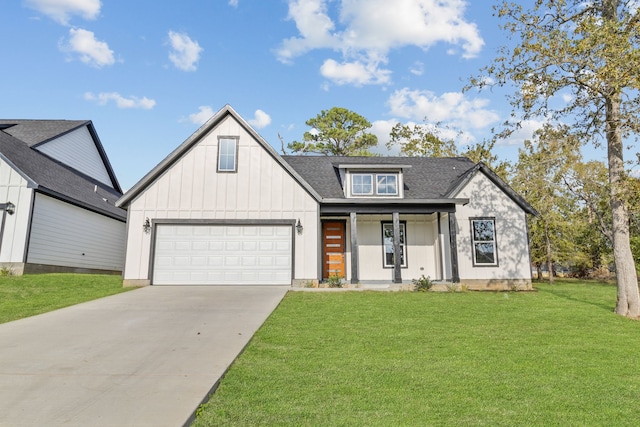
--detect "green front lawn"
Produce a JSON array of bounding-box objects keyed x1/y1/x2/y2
[
  {"x1": 194, "y1": 281, "x2": 640, "y2": 426},
  {"x1": 0, "y1": 273, "x2": 129, "y2": 324}
]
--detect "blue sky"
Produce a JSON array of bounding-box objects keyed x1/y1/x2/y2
[{"x1": 1, "y1": 0, "x2": 612, "y2": 190}]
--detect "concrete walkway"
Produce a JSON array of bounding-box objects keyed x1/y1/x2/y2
[{"x1": 0, "y1": 285, "x2": 288, "y2": 427}]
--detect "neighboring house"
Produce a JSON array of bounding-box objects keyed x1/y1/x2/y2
[
  {"x1": 117, "y1": 105, "x2": 537, "y2": 289},
  {"x1": 0, "y1": 120, "x2": 126, "y2": 275}
]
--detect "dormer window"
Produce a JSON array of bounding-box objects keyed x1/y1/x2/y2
[
  {"x1": 376, "y1": 174, "x2": 398, "y2": 195},
  {"x1": 351, "y1": 172, "x2": 399, "y2": 197},
  {"x1": 340, "y1": 164, "x2": 409, "y2": 198},
  {"x1": 352, "y1": 174, "x2": 373, "y2": 195}
]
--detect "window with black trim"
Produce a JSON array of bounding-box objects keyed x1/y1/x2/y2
[
  {"x1": 382, "y1": 222, "x2": 407, "y2": 268},
  {"x1": 217, "y1": 137, "x2": 238, "y2": 172},
  {"x1": 471, "y1": 218, "x2": 498, "y2": 266}
]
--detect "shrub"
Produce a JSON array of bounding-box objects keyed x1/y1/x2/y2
[
  {"x1": 412, "y1": 275, "x2": 433, "y2": 292},
  {"x1": 326, "y1": 274, "x2": 343, "y2": 288}
]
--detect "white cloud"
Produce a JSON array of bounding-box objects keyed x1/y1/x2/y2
[
  {"x1": 168, "y1": 31, "x2": 203, "y2": 72},
  {"x1": 84, "y1": 92, "x2": 156, "y2": 109},
  {"x1": 277, "y1": 0, "x2": 483, "y2": 86},
  {"x1": 248, "y1": 110, "x2": 272, "y2": 129},
  {"x1": 277, "y1": 0, "x2": 338, "y2": 63},
  {"x1": 387, "y1": 88, "x2": 499, "y2": 129},
  {"x1": 320, "y1": 58, "x2": 391, "y2": 86},
  {"x1": 409, "y1": 61, "x2": 424, "y2": 76},
  {"x1": 228, "y1": 0, "x2": 239, "y2": 6},
  {"x1": 370, "y1": 119, "x2": 399, "y2": 154},
  {"x1": 25, "y1": 0, "x2": 101, "y2": 25},
  {"x1": 61, "y1": 28, "x2": 114, "y2": 68},
  {"x1": 187, "y1": 106, "x2": 215, "y2": 125}
]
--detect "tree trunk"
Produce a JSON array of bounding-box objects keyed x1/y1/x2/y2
[
  {"x1": 544, "y1": 222, "x2": 554, "y2": 284},
  {"x1": 603, "y1": 0, "x2": 639, "y2": 318},
  {"x1": 606, "y1": 94, "x2": 640, "y2": 318}
]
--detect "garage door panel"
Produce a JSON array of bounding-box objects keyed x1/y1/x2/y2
[
  {"x1": 153, "y1": 224, "x2": 292, "y2": 285},
  {"x1": 243, "y1": 227, "x2": 258, "y2": 236},
  {"x1": 242, "y1": 256, "x2": 257, "y2": 266},
  {"x1": 243, "y1": 241, "x2": 257, "y2": 251},
  {"x1": 208, "y1": 256, "x2": 223, "y2": 266},
  {"x1": 175, "y1": 241, "x2": 191, "y2": 251},
  {"x1": 275, "y1": 256, "x2": 291, "y2": 266},
  {"x1": 192, "y1": 241, "x2": 208, "y2": 251},
  {"x1": 225, "y1": 256, "x2": 240, "y2": 266},
  {"x1": 275, "y1": 241, "x2": 291, "y2": 251},
  {"x1": 209, "y1": 241, "x2": 224, "y2": 251}
]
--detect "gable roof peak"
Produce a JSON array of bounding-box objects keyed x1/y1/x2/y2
[{"x1": 117, "y1": 104, "x2": 321, "y2": 208}]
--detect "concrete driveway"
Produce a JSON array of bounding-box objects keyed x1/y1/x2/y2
[{"x1": 0, "y1": 285, "x2": 288, "y2": 427}]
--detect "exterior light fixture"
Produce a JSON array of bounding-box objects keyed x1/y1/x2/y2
[
  {"x1": 4, "y1": 202, "x2": 15, "y2": 215},
  {"x1": 143, "y1": 217, "x2": 151, "y2": 234},
  {"x1": 296, "y1": 219, "x2": 303, "y2": 235}
]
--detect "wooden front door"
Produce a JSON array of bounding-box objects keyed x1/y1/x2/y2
[{"x1": 322, "y1": 221, "x2": 346, "y2": 279}]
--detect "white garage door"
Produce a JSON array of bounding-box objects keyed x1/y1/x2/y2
[{"x1": 152, "y1": 224, "x2": 292, "y2": 285}]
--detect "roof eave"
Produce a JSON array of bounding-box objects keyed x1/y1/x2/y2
[
  {"x1": 321, "y1": 197, "x2": 469, "y2": 205},
  {"x1": 0, "y1": 152, "x2": 38, "y2": 188},
  {"x1": 85, "y1": 121, "x2": 123, "y2": 193}
]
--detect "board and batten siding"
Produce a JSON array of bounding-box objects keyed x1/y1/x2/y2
[
  {"x1": 27, "y1": 194, "x2": 125, "y2": 271},
  {"x1": 123, "y1": 114, "x2": 319, "y2": 283},
  {"x1": 34, "y1": 125, "x2": 113, "y2": 188},
  {"x1": 454, "y1": 172, "x2": 532, "y2": 283},
  {"x1": 0, "y1": 158, "x2": 33, "y2": 264}
]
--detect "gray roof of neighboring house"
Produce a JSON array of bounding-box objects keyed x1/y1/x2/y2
[
  {"x1": 0, "y1": 119, "x2": 88, "y2": 147},
  {"x1": 0, "y1": 121, "x2": 125, "y2": 221}
]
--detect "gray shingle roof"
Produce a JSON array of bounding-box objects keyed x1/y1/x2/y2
[
  {"x1": 0, "y1": 120, "x2": 88, "y2": 147},
  {"x1": 0, "y1": 123, "x2": 125, "y2": 221},
  {"x1": 282, "y1": 156, "x2": 477, "y2": 199}
]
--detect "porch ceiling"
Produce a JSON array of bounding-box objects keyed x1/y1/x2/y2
[{"x1": 319, "y1": 198, "x2": 467, "y2": 215}]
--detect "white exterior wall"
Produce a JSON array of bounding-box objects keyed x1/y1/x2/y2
[
  {"x1": 454, "y1": 173, "x2": 532, "y2": 283},
  {"x1": 27, "y1": 194, "x2": 125, "y2": 271},
  {"x1": 0, "y1": 158, "x2": 33, "y2": 264},
  {"x1": 123, "y1": 115, "x2": 319, "y2": 283},
  {"x1": 35, "y1": 126, "x2": 113, "y2": 187},
  {"x1": 345, "y1": 214, "x2": 440, "y2": 282}
]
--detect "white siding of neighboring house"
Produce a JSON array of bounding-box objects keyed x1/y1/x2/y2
[
  {"x1": 344, "y1": 214, "x2": 441, "y2": 282},
  {"x1": 27, "y1": 194, "x2": 125, "y2": 271},
  {"x1": 0, "y1": 158, "x2": 33, "y2": 265},
  {"x1": 123, "y1": 114, "x2": 319, "y2": 284},
  {"x1": 35, "y1": 125, "x2": 113, "y2": 187},
  {"x1": 453, "y1": 172, "x2": 532, "y2": 284}
]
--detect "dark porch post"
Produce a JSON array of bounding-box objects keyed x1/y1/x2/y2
[
  {"x1": 350, "y1": 212, "x2": 359, "y2": 284},
  {"x1": 392, "y1": 212, "x2": 402, "y2": 284},
  {"x1": 448, "y1": 212, "x2": 460, "y2": 283}
]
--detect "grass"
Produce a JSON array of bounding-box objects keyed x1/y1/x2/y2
[
  {"x1": 194, "y1": 280, "x2": 640, "y2": 426},
  {"x1": 0, "y1": 273, "x2": 129, "y2": 324}
]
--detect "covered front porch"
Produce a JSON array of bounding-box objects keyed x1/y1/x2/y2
[{"x1": 319, "y1": 199, "x2": 467, "y2": 285}]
